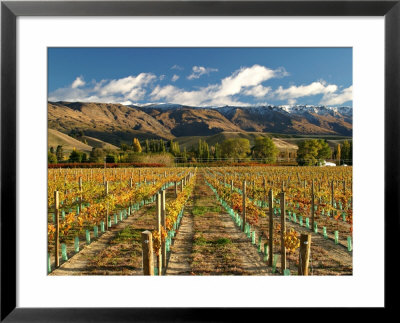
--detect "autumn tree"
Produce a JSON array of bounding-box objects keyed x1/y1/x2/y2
[{"x1": 132, "y1": 138, "x2": 142, "y2": 153}]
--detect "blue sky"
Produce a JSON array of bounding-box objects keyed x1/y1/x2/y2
[{"x1": 48, "y1": 48, "x2": 352, "y2": 107}]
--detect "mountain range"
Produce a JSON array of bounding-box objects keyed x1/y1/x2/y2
[{"x1": 48, "y1": 101, "x2": 352, "y2": 147}]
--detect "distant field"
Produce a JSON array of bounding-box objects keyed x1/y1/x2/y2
[
  {"x1": 175, "y1": 131, "x2": 350, "y2": 151},
  {"x1": 48, "y1": 129, "x2": 92, "y2": 153},
  {"x1": 81, "y1": 135, "x2": 119, "y2": 150}
]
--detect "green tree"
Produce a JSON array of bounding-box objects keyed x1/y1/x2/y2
[
  {"x1": 89, "y1": 148, "x2": 106, "y2": 163},
  {"x1": 81, "y1": 153, "x2": 88, "y2": 163},
  {"x1": 49, "y1": 146, "x2": 55, "y2": 154},
  {"x1": 214, "y1": 143, "x2": 221, "y2": 160},
  {"x1": 56, "y1": 145, "x2": 64, "y2": 162},
  {"x1": 335, "y1": 144, "x2": 341, "y2": 165},
  {"x1": 317, "y1": 140, "x2": 332, "y2": 160},
  {"x1": 145, "y1": 139, "x2": 150, "y2": 153},
  {"x1": 48, "y1": 151, "x2": 57, "y2": 164},
  {"x1": 341, "y1": 140, "x2": 351, "y2": 165},
  {"x1": 106, "y1": 154, "x2": 116, "y2": 163},
  {"x1": 196, "y1": 139, "x2": 210, "y2": 161},
  {"x1": 252, "y1": 136, "x2": 279, "y2": 163},
  {"x1": 182, "y1": 147, "x2": 188, "y2": 163},
  {"x1": 160, "y1": 139, "x2": 166, "y2": 153},
  {"x1": 296, "y1": 139, "x2": 332, "y2": 166},
  {"x1": 169, "y1": 140, "x2": 180, "y2": 156},
  {"x1": 120, "y1": 143, "x2": 129, "y2": 151},
  {"x1": 221, "y1": 138, "x2": 251, "y2": 161},
  {"x1": 69, "y1": 149, "x2": 82, "y2": 163}
]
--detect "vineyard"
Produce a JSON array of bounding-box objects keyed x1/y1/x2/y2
[{"x1": 48, "y1": 166, "x2": 352, "y2": 276}]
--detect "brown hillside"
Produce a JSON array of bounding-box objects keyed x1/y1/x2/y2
[
  {"x1": 48, "y1": 129, "x2": 92, "y2": 153},
  {"x1": 48, "y1": 102, "x2": 174, "y2": 146},
  {"x1": 142, "y1": 107, "x2": 243, "y2": 137}
]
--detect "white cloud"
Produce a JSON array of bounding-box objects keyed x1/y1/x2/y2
[
  {"x1": 171, "y1": 64, "x2": 183, "y2": 70},
  {"x1": 99, "y1": 73, "x2": 156, "y2": 96},
  {"x1": 187, "y1": 66, "x2": 218, "y2": 80},
  {"x1": 217, "y1": 65, "x2": 286, "y2": 97},
  {"x1": 119, "y1": 100, "x2": 133, "y2": 106},
  {"x1": 71, "y1": 76, "x2": 85, "y2": 88},
  {"x1": 151, "y1": 65, "x2": 285, "y2": 106},
  {"x1": 274, "y1": 81, "x2": 337, "y2": 100},
  {"x1": 242, "y1": 85, "x2": 271, "y2": 98},
  {"x1": 320, "y1": 85, "x2": 352, "y2": 105},
  {"x1": 159, "y1": 75, "x2": 166, "y2": 81},
  {"x1": 49, "y1": 73, "x2": 156, "y2": 103},
  {"x1": 49, "y1": 65, "x2": 351, "y2": 107}
]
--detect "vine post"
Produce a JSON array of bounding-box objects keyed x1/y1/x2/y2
[
  {"x1": 141, "y1": 231, "x2": 154, "y2": 276},
  {"x1": 298, "y1": 233, "x2": 311, "y2": 275}
]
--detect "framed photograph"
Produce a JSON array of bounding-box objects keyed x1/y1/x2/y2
[{"x1": 1, "y1": 0, "x2": 398, "y2": 320}]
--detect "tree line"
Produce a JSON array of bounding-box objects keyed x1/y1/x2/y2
[{"x1": 49, "y1": 136, "x2": 352, "y2": 166}]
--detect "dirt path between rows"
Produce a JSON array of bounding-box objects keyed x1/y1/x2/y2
[
  {"x1": 166, "y1": 174, "x2": 274, "y2": 276},
  {"x1": 165, "y1": 212, "x2": 194, "y2": 275},
  {"x1": 49, "y1": 205, "x2": 151, "y2": 276}
]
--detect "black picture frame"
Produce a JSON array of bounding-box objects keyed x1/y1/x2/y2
[{"x1": 1, "y1": 0, "x2": 398, "y2": 321}]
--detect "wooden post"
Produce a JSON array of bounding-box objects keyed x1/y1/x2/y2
[
  {"x1": 311, "y1": 179, "x2": 315, "y2": 230},
  {"x1": 231, "y1": 180, "x2": 234, "y2": 193},
  {"x1": 161, "y1": 190, "x2": 167, "y2": 270},
  {"x1": 298, "y1": 233, "x2": 311, "y2": 276},
  {"x1": 141, "y1": 231, "x2": 154, "y2": 276},
  {"x1": 129, "y1": 177, "x2": 133, "y2": 188},
  {"x1": 156, "y1": 193, "x2": 162, "y2": 275},
  {"x1": 174, "y1": 181, "x2": 178, "y2": 197},
  {"x1": 268, "y1": 189, "x2": 274, "y2": 267},
  {"x1": 242, "y1": 181, "x2": 246, "y2": 231},
  {"x1": 54, "y1": 191, "x2": 60, "y2": 268},
  {"x1": 331, "y1": 180, "x2": 334, "y2": 206},
  {"x1": 280, "y1": 191, "x2": 286, "y2": 272},
  {"x1": 105, "y1": 181, "x2": 109, "y2": 196},
  {"x1": 181, "y1": 179, "x2": 184, "y2": 191},
  {"x1": 343, "y1": 180, "x2": 346, "y2": 194}
]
